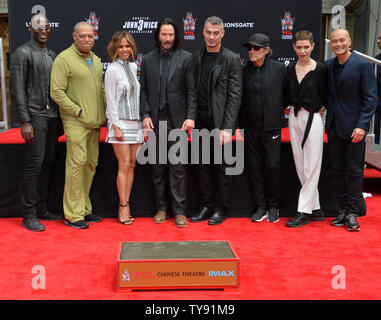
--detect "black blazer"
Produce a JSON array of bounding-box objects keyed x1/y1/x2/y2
[
  {"x1": 192, "y1": 46, "x2": 242, "y2": 131},
  {"x1": 139, "y1": 48, "x2": 197, "y2": 129},
  {"x1": 325, "y1": 51, "x2": 377, "y2": 139}
]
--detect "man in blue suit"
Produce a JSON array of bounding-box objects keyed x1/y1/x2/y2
[
  {"x1": 325, "y1": 29, "x2": 377, "y2": 232},
  {"x1": 374, "y1": 32, "x2": 381, "y2": 144}
]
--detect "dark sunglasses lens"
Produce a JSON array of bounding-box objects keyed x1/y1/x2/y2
[{"x1": 247, "y1": 45, "x2": 262, "y2": 51}]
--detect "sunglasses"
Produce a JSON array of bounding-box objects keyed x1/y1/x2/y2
[{"x1": 247, "y1": 45, "x2": 263, "y2": 51}]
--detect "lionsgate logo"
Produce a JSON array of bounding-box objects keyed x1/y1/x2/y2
[
  {"x1": 183, "y1": 12, "x2": 196, "y2": 40},
  {"x1": 123, "y1": 17, "x2": 158, "y2": 34},
  {"x1": 26, "y1": 21, "x2": 60, "y2": 28},
  {"x1": 223, "y1": 21, "x2": 255, "y2": 29},
  {"x1": 137, "y1": 121, "x2": 244, "y2": 176}
]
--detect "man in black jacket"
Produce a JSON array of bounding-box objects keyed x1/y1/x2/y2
[
  {"x1": 189, "y1": 16, "x2": 242, "y2": 225},
  {"x1": 139, "y1": 18, "x2": 196, "y2": 228},
  {"x1": 239, "y1": 33, "x2": 286, "y2": 223},
  {"x1": 10, "y1": 14, "x2": 62, "y2": 231}
]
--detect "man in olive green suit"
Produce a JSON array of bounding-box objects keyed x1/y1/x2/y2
[{"x1": 50, "y1": 22, "x2": 106, "y2": 228}]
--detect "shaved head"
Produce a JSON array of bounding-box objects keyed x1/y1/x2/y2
[
  {"x1": 29, "y1": 13, "x2": 50, "y2": 48},
  {"x1": 330, "y1": 28, "x2": 352, "y2": 62},
  {"x1": 30, "y1": 13, "x2": 49, "y2": 30},
  {"x1": 330, "y1": 28, "x2": 350, "y2": 40}
]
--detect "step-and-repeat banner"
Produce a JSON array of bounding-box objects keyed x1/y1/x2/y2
[{"x1": 8, "y1": 0, "x2": 322, "y2": 125}]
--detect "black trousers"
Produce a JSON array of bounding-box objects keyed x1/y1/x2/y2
[
  {"x1": 245, "y1": 128, "x2": 281, "y2": 210},
  {"x1": 22, "y1": 115, "x2": 59, "y2": 218},
  {"x1": 327, "y1": 126, "x2": 366, "y2": 215},
  {"x1": 151, "y1": 107, "x2": 187, "y2": 216},
  {"x1": 194, "y1": 114, "x2": 232, "y2": 212}
]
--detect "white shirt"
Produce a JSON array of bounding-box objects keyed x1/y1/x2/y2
[{"x1": 104, "y1": 59, "x2": 140, "y2": 128}]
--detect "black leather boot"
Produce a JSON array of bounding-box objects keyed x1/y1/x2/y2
[
  {"x1": 190, "y1": 207, "x2": 213, "y2": 223},
  {"x1": 208, "y1": 208, "x2": 225, "y2": 225}
]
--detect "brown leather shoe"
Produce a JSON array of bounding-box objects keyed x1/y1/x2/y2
[
  {"x1": 175, "y1": 214, "x2": 188, "y2": 228},
  {"x1": 153, "y1": 210, "x2": 167, "y2": 223}
]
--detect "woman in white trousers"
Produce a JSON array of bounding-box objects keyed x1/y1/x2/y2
[{"x1": 284, "y1": 30, "x2": 328, "y2": 228}]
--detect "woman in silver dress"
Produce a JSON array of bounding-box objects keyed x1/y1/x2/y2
[{"x1": 105, "y1": 31, "x2": 143, "y2": 225}]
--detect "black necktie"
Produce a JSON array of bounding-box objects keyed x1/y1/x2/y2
[{"x1": 160, "y1": 54, "x2": 169, "y2": 110}]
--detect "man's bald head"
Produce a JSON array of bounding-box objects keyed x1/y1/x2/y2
[
  {"x1": 330, "y1": 28, "x2": 352, "y2": 61},
  {"x1": 30, "y1": 13, "x2": 49, "y2": 31},
  {"x1": 29, "y1": 13, "x2": 50, "y2": 48},
  {"x1": 330, "y1": 28, "x2": 350, "y2": 40}
]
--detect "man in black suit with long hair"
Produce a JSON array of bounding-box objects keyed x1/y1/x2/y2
[{"x1": 139, "y1": 18, "x2": 196, "y2": 228}]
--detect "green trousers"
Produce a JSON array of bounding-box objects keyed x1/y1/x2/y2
[{"x1": 62, "y1": 121, "x2": 100, "y2": 223}]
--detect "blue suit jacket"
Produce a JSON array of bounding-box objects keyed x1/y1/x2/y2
[{"x1": 325, "y1": 51, "x2": 377, "y2": 139}]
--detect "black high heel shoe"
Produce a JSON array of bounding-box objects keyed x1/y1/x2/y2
[{"x1": 118, "y1": 201, "x2": 134, "y2": 225}]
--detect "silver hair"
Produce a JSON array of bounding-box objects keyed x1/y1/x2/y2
[
  {"x1": 73, "y1": 21, "x2": 94, "y2": 33},
  {"x1": 204, "y1": 16, "x2": 224, "y2": 30}
]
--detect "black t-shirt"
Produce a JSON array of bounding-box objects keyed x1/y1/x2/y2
[
  {"x1": 333, "y1": 57, "x2": 347, "y2": 90},
  {"x1": 197, "y1": 52, "x2": 219, "y2": 111}
]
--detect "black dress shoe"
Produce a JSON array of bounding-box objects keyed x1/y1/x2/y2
[
  {"x1": 190, "y1": 207, "x2": 213, "y2": 223},
  {"x1": 38, "y1": 211, "x2": 64, "y2": 221},
  {"x1": 208, "y1": 209, "x2": 225, "y2": 225}
]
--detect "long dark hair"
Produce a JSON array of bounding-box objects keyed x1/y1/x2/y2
[{"x1": 154, "y1": 18, "x2": 180, "y2": 50}]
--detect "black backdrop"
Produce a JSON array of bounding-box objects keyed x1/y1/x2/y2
[
  {"x1": 3, "y1": 0, "x2": 339, "y2": 219},
  {"x1": 9, "y1": 0, "x2": 322, "y2": 125},
  {"x1": 9, "y1": 0, "x2": 322, "y2": 59}
]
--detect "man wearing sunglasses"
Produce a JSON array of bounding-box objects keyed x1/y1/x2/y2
[
  {"x1": 10, "y1": 14, "x2": 63, "y2": 231},
  {"x1": 239, "y1": 33, "x2": 286, "y2": 224}
]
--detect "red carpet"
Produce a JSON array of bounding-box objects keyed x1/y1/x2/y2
[{"x1": 0, "y1": 169, "x2": 380, "y2": 300}]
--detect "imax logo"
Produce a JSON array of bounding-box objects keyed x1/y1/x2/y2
[{"x1": 209, "y1": 270, "x2": 235, "y2": 277}]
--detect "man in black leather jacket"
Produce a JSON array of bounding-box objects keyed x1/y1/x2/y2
[
  {"x1": 10, "y1": 14, "x2": 62, "y2": 231},
  {"x1": 189, "y1": 16, "x2": 242, "y2": 225}
]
